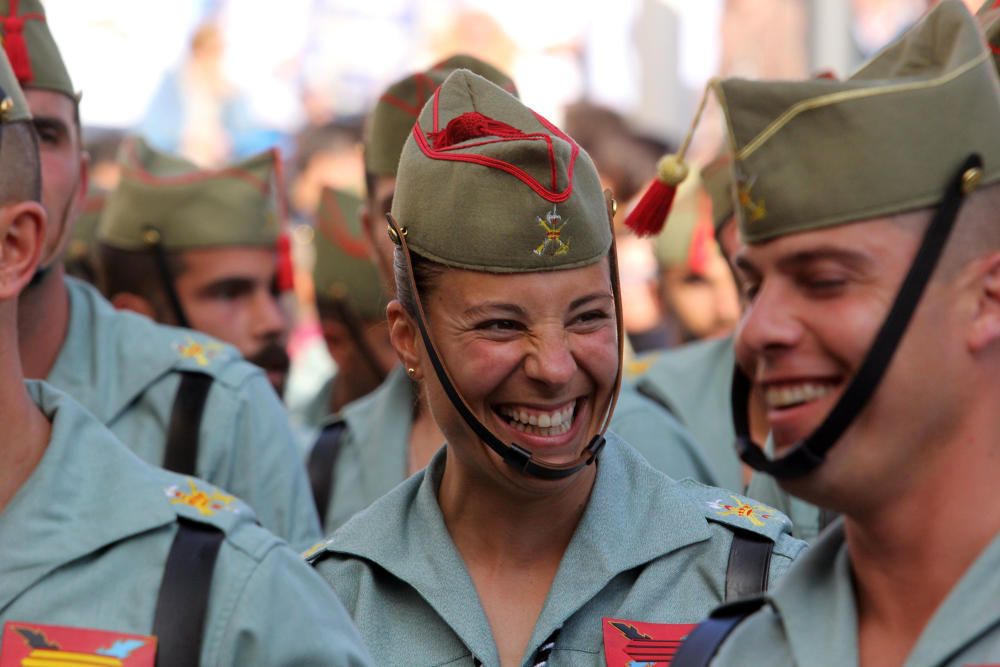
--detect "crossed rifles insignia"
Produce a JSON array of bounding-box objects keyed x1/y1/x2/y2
[{"x1": 533, "y1": 206, "x2": 570, "y2": 257}]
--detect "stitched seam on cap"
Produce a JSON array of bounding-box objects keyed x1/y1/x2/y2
[{"x1": 738, "y1": 51, "x2": 989, "y2": 160}]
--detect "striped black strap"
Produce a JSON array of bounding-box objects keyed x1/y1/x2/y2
[{"x1": 307, "y1": 420, "x2": 347, "y2": 527}]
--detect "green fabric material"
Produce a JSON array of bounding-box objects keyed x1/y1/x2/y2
[
  {"x1": 43, "y1": 277, "x2": 322, "y2": 551},
  {"x1": 0, "y1": 0, "x2": 74, "y2": 98},
  {"x1": 99, "y1": 137, "x2": 281, "y2": 250},
  {"x1": 365, "y1": 54, "x2": 517, "y2": 176},
  {"x1": 701, "y1": 156, "x2": 734, "y2": 233},
  {"x1": 312, "y1": 368, "x2": 720, "y2": 534},
  {"x1": 313, "y1": 440, "x2": 805, "y2": 666},
  {"x1": 0, "y1": 46, "x2": 28, "y2": 122},
  {"x1": 712, "y1": 521, "x2": 1000, "y2": 666},
  {"x1": 627, "y1": 336, "x2": 744, "y2": 493},
  {"x1": 978, "y1": 0, "x2": 1000, "y2": 73},
  {"x1": 393, "y1": 70, "x2": 611, "y2": 273},
  {"x1": 1, "y1": 381, "x2": 371, "y2": 666},
  {"x1": 715, "y1": 0, "x2": 1000, "y2": 243},
  {"x1": 745, "y1": 470, "x2": 828, "y2": 543},
  {"x1": 652, "y1": 174, "x2": 706, "y2": 269},
  {"x1": 313, "y1": 187, "x2": 388, "y2": 322}
]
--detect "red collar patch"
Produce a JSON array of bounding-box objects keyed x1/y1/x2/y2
[
  {"x1": 602, "y1": 617, "x2": 696, "y2": 667},
  {"x1": 1, "y1": 622, "x2": 156, "y2": 666}
]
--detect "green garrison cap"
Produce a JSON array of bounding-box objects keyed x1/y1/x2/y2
[
  {"x1": 99, "y1": 137, "x2": 283, "y2": 251},
  {"x1": 700, "y1": 155, "x2": 734, "y2": 233},
  {"x1": 0, "y1": 0, "x2": 74, "y2": 98},
  {"x1": 365, "y1": 54, "x2": 518, "y2": 177},
  {"x1": 0, "y1": 43, "x2": 30, "y2": 123},
  {"x1": 653, "y1": 174, "x2": 714, "y2": 273},
  {"x1": 313, "y1": 186, "x2": 388, "y2": 321},
  {"x1": 391, "y1": 69, "x2": 611, "y2": 273},
  {"x1": 714, "y1": 0, "x2": 1000, "y2": 244}
]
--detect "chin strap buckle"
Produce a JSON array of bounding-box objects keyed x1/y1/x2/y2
[
  {"x1": 503, "y1": 443, "x2": 533, "y2": 471},
  {"x1": 584, "y1": 435, "x2": 606, "y2": 464}
]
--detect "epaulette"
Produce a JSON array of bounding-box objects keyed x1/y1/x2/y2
[
  {"x1": 624, "y1": 352, "x2": 660, "y2": 379},
  {"x1": 162, "y1": 476, "x2": 250, "y2": 533},
  {"x1": 168, "y1": 332, "x2": 239, "y2": 374},
  {"x1": 302, "y1": 538, "x2": 335, "y2": 566},
  {"x1": 679, "y1": 479, "x2": 793, "y2": 543}
]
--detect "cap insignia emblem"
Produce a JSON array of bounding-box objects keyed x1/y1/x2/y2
[
  {"x1": 533, "y1": 206, "x2": 570, "y2": 257},
  {"x1": 736, "y1": 174, "x2": 766, "y2": 223}
]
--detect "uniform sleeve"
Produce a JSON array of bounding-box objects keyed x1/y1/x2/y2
[
  {"x1": 214, "y1": 544, "x2": 374, "y2": 666},
  {"x1": 610, "y1": 393, "x2": 721, "y2": 486},
  {"x1": 208, "y1": 371, "x2": 323, "y2": 551}
]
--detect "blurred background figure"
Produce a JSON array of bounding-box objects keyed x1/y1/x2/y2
[
  {"x1": 651, "y1": 174, "x2": 740, "y2": 346},
  {"x1": 139, "y1": 21, "x2": 252, "y2": 166}
]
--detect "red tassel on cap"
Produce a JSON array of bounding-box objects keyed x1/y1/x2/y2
[
  {"x1": 625, "y1": 80, "x2": 717, "y2": 237},
  {"x1": 3, "y1": 13, "x2": 34, "y2": 83},
  {"x1": 624, "y1": 155, "x2": 690, "y2": 237},
  {"x1": 276, "y1": 233, "x2": 295, "y2": 293},
  {"x1": 428, "y1": 111, "x2": 528, "y2": 148}
]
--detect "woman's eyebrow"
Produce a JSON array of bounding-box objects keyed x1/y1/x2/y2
[{"x1": 568, "y1": 292, "x2": 613, "y2": 311}]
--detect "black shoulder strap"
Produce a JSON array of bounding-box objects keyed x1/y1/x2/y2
[
  {"x1": 153, "y1": 517, "x2": 225, "y2": 667},
  {"x1": 724, "y1": 529, "x2": 774, "y2": 601},
  {"x1": 163, "y1": 372, "x2": 214, "y2": 475},
  {"x1": 670, "y1": 597, "x2": 768, "y2": 667},
  {"x1": 308, "y1": 420, "x2": 347, "y2": 527}
]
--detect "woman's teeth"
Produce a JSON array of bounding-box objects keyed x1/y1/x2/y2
[
  {"x1": 498, "y1": 404, "x2": 575, "y2": 436},
  {"x1": 765, "y1": 382, "x2": 835, "y2": 409}
]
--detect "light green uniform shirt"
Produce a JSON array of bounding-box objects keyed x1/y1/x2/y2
[
  {"x1": 712, "y1": 520, "x2": 1000, "y2": 666},
  {"x1": 1, "y1": 381, "x2": 372, "y2": 666},
  {"x1": 43, "y1": 277, "x2": 322, "y2": 551},
  {"x1": 629, "y1": 336, "x2": 744, "y2": 492},
  {"x1": 745, "y1": 471, "x2": 833, "y2": 543},
  {"x1": 316, "y1": 366, "x2": 719, "y2": 533},
  {"x1": 311, "y1": 436, "x2": 806, "y2": 666}
]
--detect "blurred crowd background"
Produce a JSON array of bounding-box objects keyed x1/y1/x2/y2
[{"x1": 54, "y1": 0, "x2": 976, "y2": 401}]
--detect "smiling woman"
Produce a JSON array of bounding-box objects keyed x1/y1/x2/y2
[{"x1": 307, "y1": 70, "x2": 806, "y2": 667}]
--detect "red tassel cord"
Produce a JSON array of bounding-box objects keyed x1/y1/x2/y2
[
  {"x1": 428, "y1": 112, "x2": 529, "y2": 148},
  {"x1": 276, "y1": 233, "x2": 295, "y2": 293}
]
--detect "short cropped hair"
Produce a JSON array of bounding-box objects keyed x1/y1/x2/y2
[{"x1": 0, "y1": 121, "x2": 41, "y2": 206}]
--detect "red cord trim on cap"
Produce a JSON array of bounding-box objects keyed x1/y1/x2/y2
[
  {"x1": 318, "y1": 190, "x2": 370, "y2": 259},
  {"x1": 2, "y1": 0, "x2": 45, "y2": 83},
  {"x1": 380, "y1": 72, "x2": 440, "y2": 118},
  {"x1": 124, "y1": 138, "x2": 272, "y2": 194},
  {"x1": 379, "y1": 92, "x2": 421, "y2": 116},
  {"x1": 419, "y1": 87, "x2": 577, "y2": 202}
]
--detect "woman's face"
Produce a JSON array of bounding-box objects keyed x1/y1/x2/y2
[{"x1": 393, "y1": 259, "x2": 619, "y2": 487}]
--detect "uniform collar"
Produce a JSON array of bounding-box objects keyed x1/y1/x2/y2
[
  {"x1": 771, "y1": 518, "x2": 1000, "y2": 666},
  {"x1": 330, "y1": 435, "x2": 713, "y2": 665},
  {"x1": 0, "y1": 382, "x2": 177, "y2": 613},
  {"x1": 46, "y1": 278, "x2": 185, "y2": 423},
  {"x1": 340, "y1": 365, "x2": 415, "y2": 500},
  {"x1": 767, "y1": 521, "x2": 860, "y2": 666}
]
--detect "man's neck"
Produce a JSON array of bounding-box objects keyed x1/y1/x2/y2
[
  {"x1": 18, "y1": 265, "x2": 70, "y2": 379},
  {"x1": 0, "y1": 320, "x2": 53, "y2": 513},
  {"x1": 847, "y1": 432, "x2": 1000, "y2": 667}
]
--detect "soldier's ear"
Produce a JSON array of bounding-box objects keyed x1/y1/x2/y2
[
  {"x1": 0, "y1": 201, "x2": 46, "y2": 300},
  {"x1": 110, "y1": 291, "x2": 158, "y2": 321},
  {"x1": 386, "y1": 300, "x2": 421, "y2": 377},
  {"x1": 968, "y1": 250, "x2": 1000, "y2": 354}
]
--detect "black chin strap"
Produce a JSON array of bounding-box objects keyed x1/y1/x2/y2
[
  {"x1": 732, "y1": 154, "x2": 983, "y2": 478},
  {"x1": 386, "y1": 192, "x2": 624, "y2": 481},
  {"x1": 144, "y1": 227, "x2": 192, "y2": 329}
]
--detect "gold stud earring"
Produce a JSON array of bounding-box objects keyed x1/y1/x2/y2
[{"x1": 407, "y1": 367, "x2": 417, "y2": 378}]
